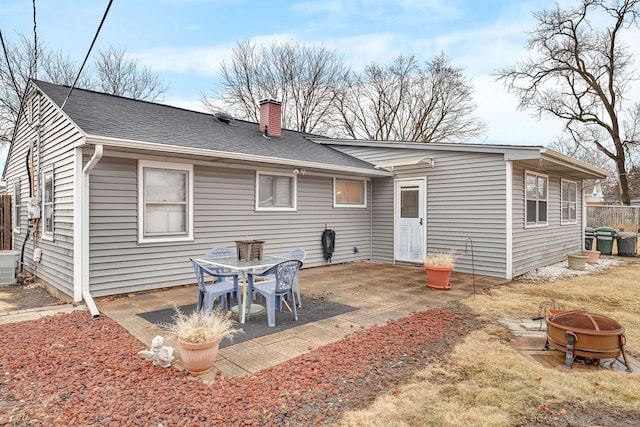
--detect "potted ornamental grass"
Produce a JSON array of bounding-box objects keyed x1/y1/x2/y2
[
  {"x1": 160, "y1": 305, "x2": 241, "y2": 376},
  {"x1": 423, "y1": 251, "x2": 455, "y2": 290}
]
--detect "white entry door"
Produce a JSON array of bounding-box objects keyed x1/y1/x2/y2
[{"x1": 394, "y1": 179, "x2": 426, "y2": 263}]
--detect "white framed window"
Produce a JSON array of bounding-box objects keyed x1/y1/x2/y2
[
  {"x1": 26, "y1": 97, "x2": 33, "y2": 124},
  {"x1": 138, "y1": 160, "x2": 193, "y2": 243},
  {"x1": 561, "y1": 179, "x2": 577, "y2": 224},
  {"x1": 334, "y1": 178, "x2": 367, "y2": 207},
  {"x1": 256, "y1": 171, "x2": 296, "y2": 211},
  {"x1": 25, "y1": 94, "x2": 39, "y2": 125},
  {"x1": 12, "y1": 180, "x2": 21, "y2": 234},
  {"x1": 525, "y1": 171, "x2": 548, "y2": 226},
  {"x1": 42, "y1": 166, "x2": 54, "y2": 239}
]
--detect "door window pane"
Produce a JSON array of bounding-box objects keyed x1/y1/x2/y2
[{"x1": 401, "y1": 188, "x2": 419, "y2": 218}]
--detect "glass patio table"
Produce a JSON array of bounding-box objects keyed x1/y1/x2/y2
[{"x1": 196, "y1": 255, "x2": 283, "y2": 324}]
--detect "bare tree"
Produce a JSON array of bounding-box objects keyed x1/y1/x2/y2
[
  {"x1": 1, "y1": 37, "x2": 167, "y2": 143},
  {"x1": 94, "y1": 46, "x2": 167, "y2": 102},
  {"x1": 334, "y1": 53, "x2": 486, "y2": 142},
  {"x1": 205, "y1": 39, "x2": 350, "y2": 134},
  {"x1": 0, "y1": 34, "x2": 89, "y2": 142},
  {"x1": 497, "y1": 0, "x2": 640, "y2": 205},
  {"x1": 0, "y1": 33, "x2": 37, "y2": 143},
  {"x1": 42, "y1": 48, "x2": 95, "y2": 88}
]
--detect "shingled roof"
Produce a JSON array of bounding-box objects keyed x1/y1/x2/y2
[{"x1": 34, "y1": 80, "x2": 383, "y2": 175}]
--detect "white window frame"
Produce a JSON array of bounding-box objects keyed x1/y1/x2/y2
[
  {"x1": 525, "y1": 171, "x2": 548, "y2": 228},
  {"x1": 25, "y1": 94, "x2": 39, "y2": 125},
  {"x1": 561, "y1": 179, "x2": 578, "y2": 225},
  {"x1": 41, "y1": 166, "x2": 55, "y2": 240},
  {"x1": 255, "y1": 171, "x2": 297, "y2": 211},
  {"x1": 26, "y1": 97, "x2": 33, "y2": 124},
  {"x1": 333, "y1": 178, "x2": 367, "y2": 208},
  {"x1": 12, "y1": 180, "x2": 21, "y2": 234},
  {"x1": 138, "y1": 160, "x2": 193, "y2": 243}
]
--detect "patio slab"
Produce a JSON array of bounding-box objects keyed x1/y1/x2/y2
[{"x1": 97, "y1": 261, "x2": 509, "y2": 381}]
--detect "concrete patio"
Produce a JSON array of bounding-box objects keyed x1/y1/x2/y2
[{"x1": 97, "y1": 261, "x2": 509, "y2": 382}]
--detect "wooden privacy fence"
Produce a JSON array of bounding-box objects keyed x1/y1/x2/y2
[
  {"x1": 586, "y1": 205, "x2": 640, "y2": 232},
  {"x1": 0, "y1": 195, "x2": 12, "y2": 250}
]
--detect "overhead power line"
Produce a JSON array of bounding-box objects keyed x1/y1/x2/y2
[
  {"x1": 61, "y1": 0, "x2": 114, "y2": 110},
  {"x1": 33, "y1": 0, "x2": 37, "y2": 80},
  {"x1": 0, "y1": 30, "x2": 22, "y2": 103}
]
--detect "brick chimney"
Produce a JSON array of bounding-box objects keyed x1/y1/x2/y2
[{"x1": 259, "y1": 99, "x2": 282, "y2": 137}]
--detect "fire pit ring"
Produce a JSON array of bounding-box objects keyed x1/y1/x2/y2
[{"x1": 545, "y1": 310, "x2": 632, "y2": 371}]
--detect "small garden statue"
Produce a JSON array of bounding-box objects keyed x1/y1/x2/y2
[{"x1": 138, "y1": 335, "x2": 174, "y2": 368}]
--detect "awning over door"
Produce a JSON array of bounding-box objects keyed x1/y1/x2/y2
[{"x1": 374, "y1": 156, "x2": 434, "y2": 171}]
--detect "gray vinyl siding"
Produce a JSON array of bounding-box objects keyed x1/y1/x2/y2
[
  {"x1": 3, "y1": 89, "x2": 79, "y2": 297},
  {"x1": 87, "y1": 156, "x2": 372, "y2": 297},
  {"x1": 335, "y1": 146, "x2": 508, "y2": 278},
  {"x1": 371, "y1": 177, "x2": 394, "y2": 262},
  {"x1": 511, "y1": 163, "x2": 584, "y2": 278}
]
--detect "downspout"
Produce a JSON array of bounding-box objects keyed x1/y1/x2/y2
[
  {"x1": 81, "y1": 145, "x2": 103, "y2": 318},
  {"x1": 582, "y1": 180, "x2": 587, "y2": 250},
  {"x1": 505, "y1": 160, "x2": 513, "y2": 280},
  {"x1": 369, "y1": 180, "x2": 373, "y2": 261}
]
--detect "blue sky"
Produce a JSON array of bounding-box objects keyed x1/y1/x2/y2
[{"x1": 2, "y1": 0, "x2": 637, "y2": 147}]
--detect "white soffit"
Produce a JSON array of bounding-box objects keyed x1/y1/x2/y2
[{"x1": 374, "y1": 156, "x2": 435, "y2": 171}]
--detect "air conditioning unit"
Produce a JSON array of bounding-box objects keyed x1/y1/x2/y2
[{"x1": 0, "y1": 251, "x2": 18, "y2": 285}]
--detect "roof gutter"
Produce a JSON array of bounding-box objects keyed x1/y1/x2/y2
[
  {"x1": 82, "y1": 135, "x2": 392, "y2": 177},
  {"x1": 540, "y1": 148, "x2": 610, "y2": 178},
  {"x1": 80, "y1": 144, "x2": 103, "y2": 318}
]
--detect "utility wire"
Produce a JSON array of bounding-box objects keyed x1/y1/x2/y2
[
  {"x1": 0, "y1": 30, "x2": 22, "y2": 106},
  {"x1": 61, "y1": 0, "x2": 113, "y2": 110},
  {"x1": 33, "y1": 0, "x2": 37, "y2": 80}
]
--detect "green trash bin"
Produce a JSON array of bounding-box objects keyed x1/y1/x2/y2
[
  {"x1": 616, "y1": 232, "x2": 637, "y2": 257},
  {"x1": 595, "y1": 226, "x2": 617, "y2": 255},
  {"x1": 584, "y1": 227, "x2": 595, "y2": 250}
]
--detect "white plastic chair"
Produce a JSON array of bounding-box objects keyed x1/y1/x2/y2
[
  {"x1": 282, "y1": 248, "x2": 306, "y2": 307},
  {"x1": 205, "y1": 246, "x2": 237, "y2": 260},
  {"x1": 246, "y1": 260, "x2": 302, "y2": 327},
  {"x1": 191, "y1": 258, "x2": 239, "y2": 313}
]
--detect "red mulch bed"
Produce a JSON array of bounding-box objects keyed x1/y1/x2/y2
[{"x1": 0, "y1": 307, "x2": 474, "y2": 426}]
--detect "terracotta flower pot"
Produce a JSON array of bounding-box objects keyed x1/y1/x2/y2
[
  {"x1": 178, "y1": 338, "x2": 222, "y2": 376},
  {"x1": 424, "y1": 265, "x2": 453, "y2": 290},
  {"x1": 581, "y1": 249, "x2": 601, "y2": 264}
]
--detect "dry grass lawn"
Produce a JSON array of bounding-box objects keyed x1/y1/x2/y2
[{"x1": 335, "y1": 259, "x2": 640, "y2": 426}]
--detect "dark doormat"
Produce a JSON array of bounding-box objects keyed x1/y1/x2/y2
[{"x1": 136, "y1": 295, "x2": 357, "y2": 348}]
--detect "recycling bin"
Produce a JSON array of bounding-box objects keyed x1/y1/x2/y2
[
  {"x1": 584, "y1": 227, "x2": 595, "y2": 250},
  {"x1": 595, "y1": 226, "x2": 617, "y2": 255},
  {"x1": 616, "y1": 232, "x2": 637, "y2": 257}
]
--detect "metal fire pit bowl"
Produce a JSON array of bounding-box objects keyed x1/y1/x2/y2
[{"x1": 545, "y1": 310, "x2": 632, "y2": 371}]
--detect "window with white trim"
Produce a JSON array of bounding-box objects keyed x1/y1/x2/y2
[
  {"x1": 561, "y1": 179, "x2": 577, "y2": 224},
  {"x1": 26, "y1": 97, "x2": 33, "y2": 124},
  {"x1": 256, "y1": 172, "x2": 296, "y2": 211},
  {"x1": 42, "y1": 167, "x2": 54, "y2": 239},
  {"x1": 334, "y1": 178, "x2": 366, "y2": 207},
  {"x1": 525, "y1": 171, "x2": 548, "y2": 226},
  {"x1": 138, "y1": 160, "x2": 193, "y2": 242},
  {"x1": 12, "y1": 181, "x2": 21, "y2": 233}
]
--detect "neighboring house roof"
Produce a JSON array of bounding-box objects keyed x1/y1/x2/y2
[
  {"x1": 586, "y1": 181, "x2": 605, "y2": 204},
  {"x1": 313, "y1": 138, "x2": 609, "y2": 180},
  {"x1": 32, "y1": 80, "x2": 388, "y2": 177}
]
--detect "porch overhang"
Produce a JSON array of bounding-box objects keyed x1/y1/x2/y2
[{"x1": 374, "y1": 156, "x2": 435, "y2": 171}]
